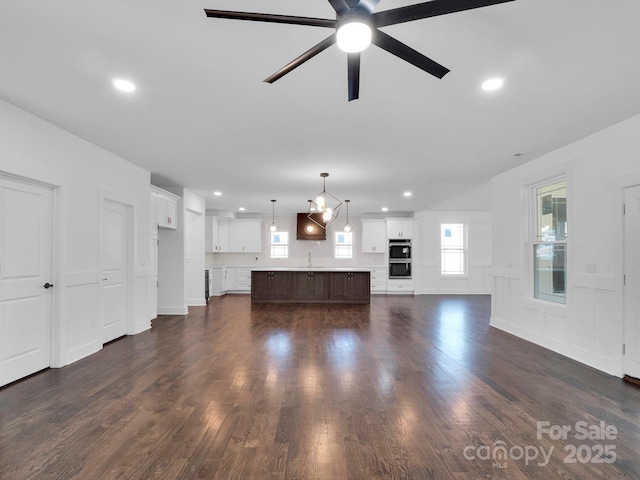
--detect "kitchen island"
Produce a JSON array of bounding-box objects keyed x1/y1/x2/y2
[{"x1": 251, "y1": 268, "x2": 370, "y2": 304}]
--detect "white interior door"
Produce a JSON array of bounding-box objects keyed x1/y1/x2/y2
[
  {"x1": 0, "y1": 176, "x2": 52, "y2": 387},
  {"x1": 100, "y1": 199, "x2": 128, "y2": 343},
  {"x1": 624, "y1": 185, "x2": 640, "y2": 378}
]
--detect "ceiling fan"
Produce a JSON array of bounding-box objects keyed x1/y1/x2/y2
[{"x1": 204, "y1": 0, "x2": 515, "y2": 101}]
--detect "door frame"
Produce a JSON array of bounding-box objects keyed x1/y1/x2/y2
[
  {"x1": 98, "y1": 187, "x2": 136, "y2": 336},
  {"x1": 622, "y1": 183, "x2": 640, "y2": 378},
  {"x1": 0, "y1": 171, "x2": 61, "y2": 369}
]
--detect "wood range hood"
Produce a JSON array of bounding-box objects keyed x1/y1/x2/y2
[{"x1": 296, "y1": 213, "x2": 326, "y2": 240}]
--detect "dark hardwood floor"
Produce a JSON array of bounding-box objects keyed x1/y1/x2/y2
[{"x1": 1, "y1": 295, "x2": 639, "y2": 479}]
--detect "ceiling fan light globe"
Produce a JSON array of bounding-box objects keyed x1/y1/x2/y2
[{"x1": 337, "y1": 21, "x2": 371, "y2": 53}]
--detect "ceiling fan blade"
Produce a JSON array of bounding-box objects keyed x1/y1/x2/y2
[
  {"x1": 328, "y1": 0, "x2": 351, "y2": 16},
  {"x1": 372, "y1": 30, "x2": 450, "y2": 79},
  {"x1": 204, "y1": 9, "x2": 335, "y2": 28},
  {"x1": 264, "y1": 34, "x2": 337, "y2": 84},
  {"x1": 347, "y1": 53, "x2": 361, "y2": 101},
  {"x1": 373, "y1": 0, "x2": 515, "y2": 28}
]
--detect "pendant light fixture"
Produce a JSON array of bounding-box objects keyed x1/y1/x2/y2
[
  {"x1": 308, "y1": 172, "x2": 342, "y2": 229},
  {"x1": 270, "y1": 199, "x2": 277, "y2": 232},
  {"x1": 305, "y1": 200, "x2": 316, "y2": 233},
  {"x1": 343, "y1": 199, "x2": 352, "y2": 232}
]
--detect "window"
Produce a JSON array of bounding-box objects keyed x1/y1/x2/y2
[
  {"x1": 270, "y1": 231, "x2": 289, "y2": 258},
  {"x1": 533, "y1": 180, "x2": 567, "y2": 304},
  {"x1": 441, "y1": 223, "x2": 466, "y2": 275},
  {"x1": 334, "y1": 231, "x2": 353, "y2": 259}
]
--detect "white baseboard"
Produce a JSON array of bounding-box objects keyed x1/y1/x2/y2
[{"x1": 157, "y1": 306, "x2": 188, "y2": 315}]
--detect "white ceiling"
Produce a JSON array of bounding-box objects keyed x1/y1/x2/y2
[{"x1": 2, "y1": 0, "x2": 640, "y2": 216}]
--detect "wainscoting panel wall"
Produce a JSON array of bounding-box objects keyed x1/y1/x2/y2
[
  {"x1": 63, "y1": 271, "x2": 100, "y2": 366},
  {"x1": 491, "y1": 267, "x2": 620, "y2": 376}
]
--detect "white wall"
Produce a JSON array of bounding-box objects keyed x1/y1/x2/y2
[
  {"x1": 157, "y1": 187, "x2": 205, "y2": 313},
  {"x1": 491, "y1": 112, "x2": 640, "y2": 377},
  {"x1": 157, "y1": 192, "x2": 186, "y2": 315},
  {"x1": 414, "y1": 211, "x2": 492, "y2": 294},
  {"x1": 425, "y1": 181, "x2": 492, "y2": 211},
  {"x1": 184, "y1": 190, "x2": 205, "y2": 307},
  {"x1": 0, "y1": 99, "x2": 151, "y2": 368}
]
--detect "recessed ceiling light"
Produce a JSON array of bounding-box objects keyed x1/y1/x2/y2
[
  {"x1": 213, "y1": 191, "x2": 222, "y2": 196},
  {"x1": 238, "y1": 207, "x2": 246, "y2": 211},
  {"x1": 403, "y1": 192, "x2": 412, "y2": 197},
  {"x1": 381, "y1": 207, "x2": 388, "y2": 212},
  {"x1": 482, "y1": 78, "x2": 503, "y2": 91},
  {"x1": 113, "y1": 78, "x2": 136, "y2": 93}
]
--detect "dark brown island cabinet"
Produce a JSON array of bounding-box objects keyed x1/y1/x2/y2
[{"x1": 251, "y1": 270, "x2": 370, "y2": 304}]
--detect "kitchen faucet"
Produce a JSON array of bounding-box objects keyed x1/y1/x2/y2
[{"x1": 308, "y1": 252, "x2": 312, "y2": 267}]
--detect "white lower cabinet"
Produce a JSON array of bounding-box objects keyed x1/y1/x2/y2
[
  {"x1": 208, "y1": 267, "x2": 223, "y2": 297},
  {"x1": 222, "y1": 267, "x2": 236, "y2": 292},
  {"x1": 218, "y1": 267, "x2": 252, "y2": 293},
  {"x1": 234, "y1": 268, "x2": 252, "y2": 292},
  {"x1": 387, "y1": 279, "x2": 414, "y2": 293},
  {"x1": 370, "y1": 267, "x2": 387, "y2": 293}
]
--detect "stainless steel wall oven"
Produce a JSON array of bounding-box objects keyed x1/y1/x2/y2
[{"x1": 389, "y1": 239, "x2": 411, "y2": 278}]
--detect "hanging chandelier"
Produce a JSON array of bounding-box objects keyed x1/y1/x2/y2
[
  {"x1": 270, "y1": 199, "x2": 277, "y2": 232},
  {"x1": 308, "y1": 172, "x2": 342, "y2": 229}
]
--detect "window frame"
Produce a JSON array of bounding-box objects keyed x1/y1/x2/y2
[
  {"x1": 531, "y1": 177, "x2": 568, "y2": 305},
  {"x1": 334, "y1": 230, "x2": 354, "y2": 259},
  {"x1": 269, "y1": 230, "x2": 289, "y2": 259},
  {"x1": 440, "y1": 223, "x2": 467, "y2": 276}
]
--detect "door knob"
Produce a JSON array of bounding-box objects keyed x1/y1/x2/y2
[{"x1": 43, "y1": 282, "x2": 54, "y2": 289}]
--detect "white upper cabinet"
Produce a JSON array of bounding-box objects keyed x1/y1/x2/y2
[
  {"x1": 361, "y1": 219, "x2": 386, "y2": 253},
  {"x1": 206, "y1": 218, "x2": 260, "y2": 253},
  {"x1": 152, "y1": 188, "x2": 178, "y2": 229},
  {"x1": 150, "y1": 192, "x2": 158, "y2": 233},
  {"x1": 386, "y1": 219, "x2": 413, "y2": 239},
  {"x1": 206, "y1": 216, "x2": 222, "y2": 252},
  {"x1": 229, "y1": 220, "x2": 262, "y2": 253},
  {"x1": 218, "y1": 220, "x2": 230, "y2": 253}
]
